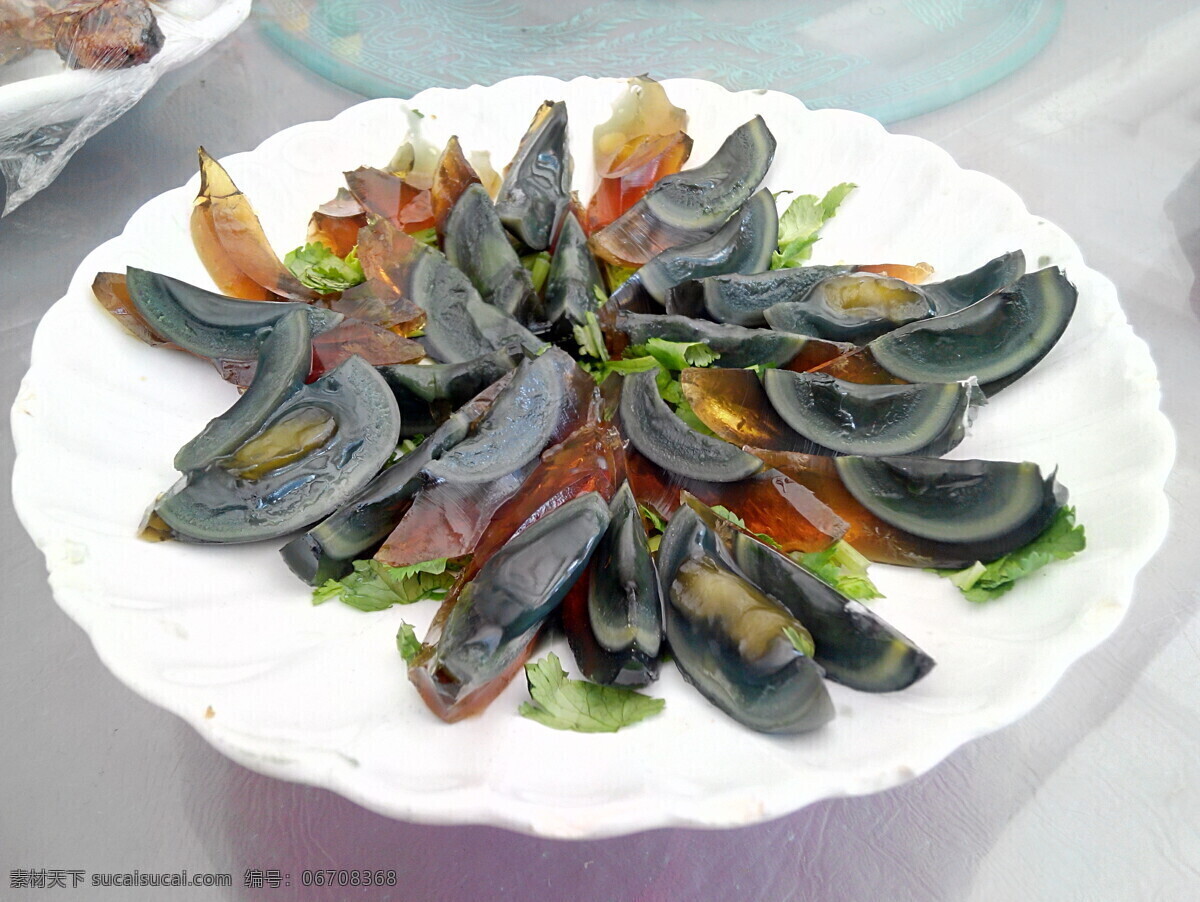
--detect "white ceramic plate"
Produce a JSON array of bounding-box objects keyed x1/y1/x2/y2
[
  {"x1": 10, "y1": 76, "x2": 1174, "y2": 839},
  {"x1": 0, "y1": 0, "x2": 251, "y2": 214}
]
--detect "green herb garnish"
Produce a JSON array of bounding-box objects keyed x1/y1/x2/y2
[
  {"x1": 934, "y1": 507, "x2": 1086, "y2": 602},
  {"x1": 397, "y1": 434, "x2": 426, "y2": 457},
  {"x1": 782, "y1": 625, "x2": 816, "y2": 657},
  {"x1": 639, "y1": 503, "x2": 667, "y2": 553},
  {"x1": 521, "y1": 251, "x2": 552, "y2": 294},
  {"x1": 625, "y1": 338, "x2": 721, "y2": 371},
  {"x1": 518, "y1": 653, "x2": 665, "y2": 733},
  {"x1": 313, "y1": 558, "x2": 459, "y2": 612},
  {"x1": 791, "y1": 540, "x2": 883, "y2": 601},
  {"x1": 604, "y1": 262, "x2": 638, "y2": 289},
  {"x1": 771, "y1": 182, "x2": 856, "y2": 269},
  {"x1": 410, "y1": 227, "x2": 438, "y2": 247},
  {"x1": 384, "y1": 434, "x2": 427, "y2": 467},
  {"x1": 284, "y1": 242, "x2": 366, "y2": 293},
  {"x1": 396, "y1": 621, "x2": 421, "y2": 662},
  {"x1": 572, "y1": 311, "x2": 609, "y2": 363}
]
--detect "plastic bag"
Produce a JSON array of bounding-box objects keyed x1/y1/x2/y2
[{"x1": 0, "y1": 0, "x2": 251, "y2": 216}]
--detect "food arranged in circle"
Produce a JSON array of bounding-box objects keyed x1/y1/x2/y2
[{"x1": 93, "y1": 77, "x2": 1085, "y2": 736}]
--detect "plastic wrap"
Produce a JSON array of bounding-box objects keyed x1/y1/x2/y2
[{"x1": 0, "y1": 0, "x2": 250, "y2": 215}]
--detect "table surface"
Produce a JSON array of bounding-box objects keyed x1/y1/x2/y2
[{"x1": 2, "y1": 2, "x2": 1197, "y2": 900}]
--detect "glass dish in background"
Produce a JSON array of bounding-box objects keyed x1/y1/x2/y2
[{"x1": 255, "y1": 0, "x2": 1062, "y2": 123}]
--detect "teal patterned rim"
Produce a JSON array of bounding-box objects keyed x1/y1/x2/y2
[{"x1": 256, "y1": 0, "x2": 1062, "y2": 124}]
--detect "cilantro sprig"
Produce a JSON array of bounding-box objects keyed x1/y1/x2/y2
[
  {"x1": 519, "y1": 653, "x2": 665, "y2": 733},
  {"x1": 410, "y1": 227, "x2": 438, "y2": 247},
  {"x1": 284, "y1": 242, "x2": 366, "y2": 293},
  {"x1": 707, "y1": 505, "x2": 882, "y2": 601},
  {"x1": 313, "y1": 558, "x2": 460, "y2": 612},
  {"x1": 624, "y1": 338, "x2": 720, "y2": 371},
  {"x1": 639, "y1": 503, "x2": 667, "y2": 552},
  {"x1": 771, "y1": 183, "x2": 856, "y2": 269},
  {"x1": 573, "y1": 323, "x2": 721, "y2": 435},
  {"x1": 934, "y1": 507, "x2": 1086, "y2": 602},
  {"x1": 396, "y1": 621, "x2": 421, "y2": 662},
  {"x1": 782, "y1": 625, "x2": 816, "y2": 658},
  {"x1": 521, "y1": 251, "x2": 552, "y2": 294},
  {"x1": 791, "y1": 540, "x2": 883, "y2": 601}
]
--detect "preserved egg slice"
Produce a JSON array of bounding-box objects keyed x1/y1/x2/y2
[
  {"x1": 191, "y1": 148, "x2": 315, "y2": 301},
  {"x1": 124, "y1": 268, "x2": 342, "y2": 361},
  {"x1": 834, "y1": 456, "x2": 1063, "y2": 547},
  {"x1": 422, "y1": 349, "x2": 572, "y2": 485},
  {"x1": 154, "y1": 356, "x2": 401, "y2": 544},
  {"x1": 867, "y1": 266, "x2": 1077, "y2": 393},
  {"x1": 619, "y1": 369, "x2": 764, "y2": 483},
  {"x1": 494, "y1": 100, "x2": 572, "y2": 251},
  {"x1": 374, "y1": 353, "x2": 596, "y2": 567},
  {"x1": 344, "y1": 166, "x2": 434, "y2": 233},
  {"x1": 591, "y1": 116, "x2": 776, "y2": 266},
  {"x1": 666, "y1": 265, "x2": 850, "y2": 325},
  {"x1": 280, "y1": 374, "x2": 513, "y2": 585},
  {"x1": 767, "y1": 273, "x2": 933, "y2": 344},
  {"x1": 543, "y1": 210, "x2": 605, "y2": 331},
  {"x1": 173, "y1": 308, "x2": 312, "y2": 473},
  {"x1": 408, "y1": 492, "x2": 610, "y2": 723},
  {"x1": 564, "y1": 481, "x2": 663, "y2": 687},
  {"x1": 637, "y1": 189, "x2": 778, "y2": 304},
  {"x1": 657, "y1": 506, "x2": 833, "y2": 734},
  {"x1": 923, "y1": 250, "x2": 1025, "y2": 314},
  {"x1": 761, "y1": 369, "x2": 982, "y2": 457},
  {"x1": 683, "y1": 496, "x2": 935, "y2": 693},
  {"x1": 443, "y1": 184, "x2": 538, "y2": 322},
  {"x1": 431, "y1": 136, "x2": 484, "y2": 242}
]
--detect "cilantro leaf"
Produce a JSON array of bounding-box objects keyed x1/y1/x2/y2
[
  {"x1": 625, "y1": 338, "x2": 721, "y2": 371},
  {"x1": 819, "y1": 181, "x2": 857, "y2": 219},
  {"x1": 639, "y1": 503, "x2": 666, "y2": 553},
  {"x1": 604, "y1": 262, "x2": 638, "y2": 289},
  {"x1": 791, "y1": 540, "x2": 883, "y2": 601},
  {"x1": 312, "y1": 558, "x2": 459, "y2": 612},
  {"x1": 934, "y1": 507, "x2": 1086, "y2": 602},
  {"x1": 283, "y1": 242, "x2": 366, "y2": 293},
  {"x1": 782, "y1": 625, "x2": 815, "y2": 657},
  {"x1": 655, "y1": 365, "x2": 684, "y2": 405},
  {"x1": 638, "y1": 503, "x2": 667, "y2": 533},
  {"x1": 518, "y1": 653, "x2": 665, "y2": 733},
  {"x1": 710, "y1": 504, "x2": 747, "y2": 529},
  {"x1": 410, "y1": 227, "x2": 438, "y2": 247},
  {"x1": 602, "y1": 355, "x2": 660, "y2": 377},
  {"x1": 771, "y1": 182, "x2": 856, "y2": 269},
  {"x1": 385, "y1": 433, "x2": 426, "y2": 467},
  {"x1": 396, "y1": 621, "x2": 421, "y2": 662},
  {"x1": 521, "y1": 251, "x2": 552, "y2": 294},
  {"x1": 572, "y1": 311, "x2": 609, "y2": 363},
  {"x1": 397, "y1": 434, "x2": 426, "y2": 457},
  {"x1": 672, "y1": 397, "x2": 716, "y2": 437}
]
